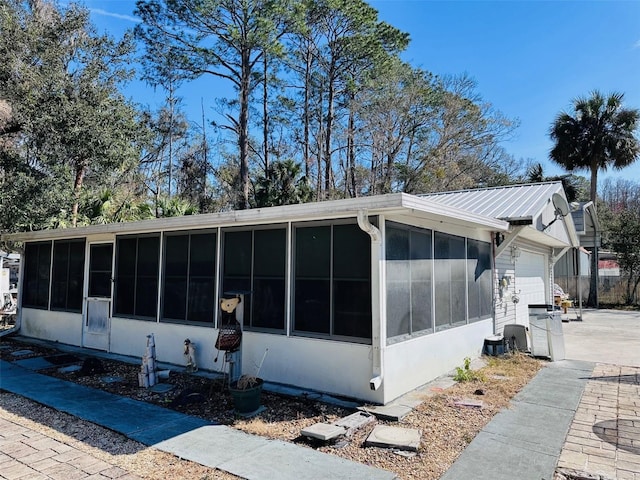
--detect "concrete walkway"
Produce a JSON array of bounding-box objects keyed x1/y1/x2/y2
[
  {"x1": 440, "y1": 360, "x2": 594, "y2": 480},
  {"x1": 0, "y1": 359, "x2": 396, "y2": 480}
]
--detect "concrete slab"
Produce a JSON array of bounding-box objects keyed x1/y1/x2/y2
[
  {"x1": 365, "y1": 425, "x2": 420, "y2": 452},
  {"x1": 334, "y1": 411, "x2": 375, "y2": 431},
  {"x1": 59, "y1": 365, "x2": 82, "y2": 373},
  {"x1": 301, "y1": 423, "x2": 347, "y2": 441},
  {"x1": 10, "y1": 349, "x2": 34, "y2": 357},
  {"x1": 440, "y1": 430, "x2": 558, "y2": 480},
  {"x1": 218, "y1": 438, "x2": 398, "y2": 480},
  {"x1": 13, "y1": 356, "x2": 54, "y2": 370},
  {"x1": 453, "y1": 398, "x2": 484, "y2": 408},
  {"x1": 360, "y1": 404, "x2": 412, "y2": 421}
]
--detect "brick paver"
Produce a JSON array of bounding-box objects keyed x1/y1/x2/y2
[
  {"x1": 0, "y1": 416, "x2": 142, "y2": 480},
  {"x1": 557, "y1": 364, "x2": 640, "y2": 479}
]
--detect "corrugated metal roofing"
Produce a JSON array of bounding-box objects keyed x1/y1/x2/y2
[{"x1": 419, "y1": 181, "x2": 564, "y2": 222}]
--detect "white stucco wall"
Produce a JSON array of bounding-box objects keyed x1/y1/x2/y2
[
  {"x1": 20, "y1": 308, "x2": 83, "y2": 345},
  {"x1": 382, "y1": 318, "x2": 492, "y2": 404}
]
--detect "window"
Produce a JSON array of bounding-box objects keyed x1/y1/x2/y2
[
  {"x1": 467, "y1": 239, "x2": 493, "y2": 322},
  {"x1": 51, "y1": 239, "x2": 85, "y2": 312},
  {"x1": 294, "y1": 222, "x2": 371, "y2": 340},
  {"x1": 385, "y1": 223, "x2": 433, "y2": 340},
  {"x1": 434, "y1": 232, "x2": 467, "y2": 331},
  {"x1": 222, "y1": 228, "x2": 286, "y2": 331},
  {"x1": 23, "y1": 242, "x2": 52, "y2": 309},
  {"x1": 88, "y1": 244, "x2": 113, "y2": 298},
  {"x1": 162, "y1": 232, "x2": 217, "y2": 323},
  {"x1": 114, "y1": 235, "x2": 160, "y2": 319}
]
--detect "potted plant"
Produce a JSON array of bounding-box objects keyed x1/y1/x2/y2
[
  {"x1": 228, "y1": 349, "x2": 268, "y2": 414},
  {"x1": 229, "y1": 374, "x2": 264, "y2": 413}
]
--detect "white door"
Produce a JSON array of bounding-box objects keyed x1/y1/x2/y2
[
  {"x1": 514, "y1": 249, "x2": 547, "y2": 326},
  {"x1": 83, "y1": 243, "x2": 113, "y2": 351}
]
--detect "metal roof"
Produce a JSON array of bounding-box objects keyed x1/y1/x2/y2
[{"x1": 420, "y1": 181, "x2": 564, "y2": 223}]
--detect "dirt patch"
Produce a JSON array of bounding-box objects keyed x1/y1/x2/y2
[{"x1": 0, "y1": 337, "x2": 543, "y2": 480}]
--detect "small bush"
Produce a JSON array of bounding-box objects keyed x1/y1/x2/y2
[{"x1": 453, "y1": 357, "x2": 484, "y2": 382}]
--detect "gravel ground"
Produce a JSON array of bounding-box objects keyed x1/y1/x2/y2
[{"x1": 0, "y1": 337, "x2": 542, "y2": 480}]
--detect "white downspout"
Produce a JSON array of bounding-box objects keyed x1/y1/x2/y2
[{"x1": 357, "y1": 210, "x2": 384, "y2": 394}]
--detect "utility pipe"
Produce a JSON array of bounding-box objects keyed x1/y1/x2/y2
[{"x1": 357, "y1": 210, "x2": 384, "y2": 393}]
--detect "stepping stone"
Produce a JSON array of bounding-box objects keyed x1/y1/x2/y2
[
  {"x1": 365, "y1": 425, "x2": 421, "y2": 452},
  {"x1": 11, "y1": 349, "x2": 34, "y2": 357},
  {"x1": 301, "y1": 423, "x2": 347, "y2": 441},
  {"x1": 101, "y1": 376, "x2": 125, "y2": 384},
  {"x1": 59, "y1": 365, "x2": 82, "y2": 373},
  {"x1": 359, "y1": 404, "x2": 412, "y2": 421},
  {"x1": 334, "y1": 411, "x2": 375, "y2": 433},
  {"x1": 14, "y1": 357, "x2": 54, "y2": 370},
  {"x1": 453, "y1": 398, "x2": 484, "y2": 408}
]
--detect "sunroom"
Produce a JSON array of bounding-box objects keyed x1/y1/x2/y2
[{"x1": 6, "y1": 193, "x2": 508, "y2": 404}]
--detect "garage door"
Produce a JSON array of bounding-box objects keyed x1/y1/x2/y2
[{"x1": 515, "y1": 249, "x2": 547, "y2": 325}]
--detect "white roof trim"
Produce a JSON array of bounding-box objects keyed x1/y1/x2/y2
[{"x1": 3, "y1": 193, "x2": 509, "y2": 243}]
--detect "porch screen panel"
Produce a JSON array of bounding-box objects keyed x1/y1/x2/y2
[
  {"x1": 135, "y1": 236, "x2": 160, "y2": 318},
  {"x1": 187, "y1": 232, "x2": 216, "y2": 323},
  {"x1": 222, "y1": 230, "x2": 252, "y2": 322},
  {"x1": 410, "y1": 230, "x2": 433, "y2": 333},
  {"x1": 252, "y1": 229, "x2": 286, "y2": 330},
  {"x1": 163, "y1": 235, "x2": 189, "y2": 321},
  {"x1": 51, "y1": 239, "x2": 85, "y2": 312},
  {"x1": 89, "y1": 244, "x2": 113, "y2": 298},
  {"x1": 434, "y1": 232, "x2": 466, "y2": 331},
  {"x1": 23, "y1": 242, "x2": 51, "y2": 309},
  {"x1": 294, "y1": 226, "x2": 330, "y2": 334},
  {"x1": 467, "y1": 239, "x2": 492, "y2": 322},
  {"x1": 115, "y1": 235, "x2": 160, "y2": 319},
  {"x1": 385, "y1": 226, "x2": 411, "y2": 338},
  {"x1": 333, "y1": 224, "x2": 371, "y2": 339}
]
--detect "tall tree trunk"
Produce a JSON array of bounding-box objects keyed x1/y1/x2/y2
[
  {"x1": 347, "y1": 97, "x2": 357, "y2": 198},
  {"x1": 263, "y1": 54, "x2": 269, "y2": 177},
  {"x1": 239, "y1": 47, "x2": 251, "y2": 210},
  {"x1": 303, "y1": 45, "x2": 312, "y2": 180},
  {"x1": 71, "y1": 163, "x2": 86, "y2": 228},
  {"x1": 587, "y1": 163, "x2": 599, "y2": 307},
  {"x1": 323, "y1": 65, "x2": 335, "y2": 199}
]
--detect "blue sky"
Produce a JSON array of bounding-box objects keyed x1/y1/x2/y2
[{"x1": 84, "y1": 0, "x2": 640, "y2": 185}]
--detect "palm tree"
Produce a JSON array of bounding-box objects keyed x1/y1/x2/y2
[{"x1": 550, "y1": 90, "x2": 640, "y2": 307}]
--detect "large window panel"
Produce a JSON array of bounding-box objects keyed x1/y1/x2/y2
[
  {"x1": 88, "y1": 244, "x2": 113, "y2": 298},
  {"x1": 187, "y1": 233, "x2": 217, "y2": 323},
  {"x1": 467, "y1": 239, "x2": 493, "y2": 322},
  {"x1": 435, "y1": 232, "x2": 466, "y2": 332},
  {"x1": 385, "y1": 227, "x2": 411, "y2": 338},
  {"x1": 294, "y1": 226, "x2": 331, "y2": 334},
  {"x1": 51, "y1": 239, "x2": 85, "y2": 312},
  {"x1": 333, "y1": 224, "x2": 371, "y2": 339},
  {"x1": 114, "y1": 235, "x2": 160, "y2": 319},
  {"x1": 252, "y1": 229, "x2": 286, "y2": 330},
  {"x1": 410, "y1": 230, "x2": 433, "y2": 333},
  {"x1": 163, "y1": 232, "x2": 216, "y2": 324},
  {"x1": 23, "y1": 242, "x2": 52, "y2": 309},
  {"x1": 386, "y1": 224, "x2": 433, "y2": 340},
  {"x1": 222, "y1": 230, "x2": 252, "y2": 322}
]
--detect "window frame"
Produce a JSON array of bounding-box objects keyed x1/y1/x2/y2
[
  {"x1": 22, "y1": 241, "x2": 52, "y2": 310},
  {"x1": 292, "y1": 219, "x2": 372, "y2": 343},
  {"x1": 50, "y1": 238, "x2": 86, "y2": 313},
  {"x1": 113, "y1": 233, "x2": 161, "y2": 321},
  {"x1": 221, "y1": 225, "x2": 288, "y2": 333},
  {"x1": 161, "y1": 230, "x2": 218, "y2": 326}
]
